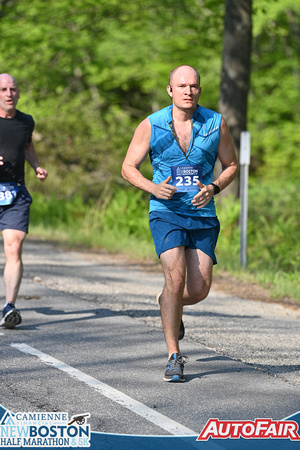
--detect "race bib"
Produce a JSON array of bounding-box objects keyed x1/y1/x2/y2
[
  {"x1": 0, "y1": 183, "x2": 20, "y2": 206},
  {"x1": 171, "y1": 164, "x2": 202, "y2": 192}
]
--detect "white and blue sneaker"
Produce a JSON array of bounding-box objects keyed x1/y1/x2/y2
[
  {"x1": 0, "y1": 302, "x2": 22, "y2": 329},
  {"x1": 163, "y1": 353, "x2": 189, "y2": 382}
]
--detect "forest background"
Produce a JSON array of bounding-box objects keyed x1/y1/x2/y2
[{"x1": 0, "y1": 0, "x2": 299, "y2": 302}]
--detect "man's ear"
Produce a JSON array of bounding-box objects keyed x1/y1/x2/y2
[{"x1": 167, "y1": 85, "x2": 172, "y2": 97}]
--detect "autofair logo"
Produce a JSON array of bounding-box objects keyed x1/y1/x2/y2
[
  {"x1": 0, "y1": 411, "x2": 91, "y2": 447},
  {"x1": 197, "y1": 418, "x2": 300, "y2": 441}
]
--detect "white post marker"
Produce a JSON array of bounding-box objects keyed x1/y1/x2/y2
[{"x1": 239, "y1": 131, "x2": 251, "y2": 268}]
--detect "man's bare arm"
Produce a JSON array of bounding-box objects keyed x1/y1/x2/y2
[{"x1": 122, "y1": 119, "x2": 177, "y2": 200}]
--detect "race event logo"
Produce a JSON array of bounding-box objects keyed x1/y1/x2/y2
[
  {"x1": 0, "y1": 411, "x2": 91, "y2": 447},
  {"x1": 197, "y1": 418, "x2": 300, "y2": 441}
]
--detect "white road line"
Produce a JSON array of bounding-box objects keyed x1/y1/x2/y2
[{"x1": 11, "y1": 343, "x2": 197, "y2": 436}]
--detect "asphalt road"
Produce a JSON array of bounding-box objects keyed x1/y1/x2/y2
[{"x1": 0, "y1": 240, "x2": 299, "y2": 437}]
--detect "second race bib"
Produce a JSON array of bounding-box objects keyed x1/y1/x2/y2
[
  {"x1": 171, "y1": 164, "x2": 202, "y2": 192},
  {"x1": 0, "y1": 182, "x2": 20, "y2": 206}
]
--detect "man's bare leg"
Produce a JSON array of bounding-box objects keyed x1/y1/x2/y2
[
  {"x1": 0, "y1": 229, "x2": 25, "y2": 328},
  {"x1": 160, "y1": 246, "x2": 186, "y2": 357},
  {"x1": 3, "y1": 229, "x2": 26, "y2": 304},
  {"x1": 183, "y1": 248, "x2": 214, "y2": 306}
]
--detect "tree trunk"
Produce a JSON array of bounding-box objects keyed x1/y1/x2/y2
[{"x1": 218, "y1": 0, "x2": 252, "y2": 199}]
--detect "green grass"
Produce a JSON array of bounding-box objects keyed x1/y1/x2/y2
[
  {"x1": 28, "y1": 181, "x2": 300, "y2": 304},
  {"x1": 214, "y1": 181, "x2": 300, "y2": 302},
  {"x1": 29, "y1": 189, "x2": 157, "y2": 261}
]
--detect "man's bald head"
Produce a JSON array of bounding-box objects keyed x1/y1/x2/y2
[
  {"x1": 169, "y1": 65, "x2": 200, "y2": 86},
  {"x1": 0, "y1": 73, "x2": 18, "y2": 88}
]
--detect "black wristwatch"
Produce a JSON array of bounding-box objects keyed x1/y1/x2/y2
[{"x1": 210, "y1": 183, "x2": 220, "y2": 195}]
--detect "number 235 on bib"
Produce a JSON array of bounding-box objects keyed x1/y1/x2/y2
[{"x1": 171, "y1": 164, "x2": 202, "y2": 192}]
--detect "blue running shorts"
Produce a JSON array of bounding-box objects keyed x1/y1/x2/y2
[
  {"x1": 149, "y1": 211, "x2": 220, "y2": 264},
  {"x1": 0, "y1": 185, "x2": 32, "y2": 233}
]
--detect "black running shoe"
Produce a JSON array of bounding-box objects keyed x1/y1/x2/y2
[
  {"x1": 0, "y1": 302, "x2": 22, "y2": 329},
  {"x1": 163, "y1": 353, "x2": 189, "y2": 382},
  {"x1": 156, "y1": 292, "x2": 185, "y2": 340}
]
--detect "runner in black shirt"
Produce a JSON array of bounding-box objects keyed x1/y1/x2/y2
[{"x1": 0, "y1": 73, "x2": 48, "y2": 328}]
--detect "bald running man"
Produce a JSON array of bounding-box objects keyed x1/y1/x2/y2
[
  {"x1": 122, "y1": 65, "x2": 238, "y2": 382},
  {"x1": 0, "y1": 73, "x2": 48, "y2": 328}
]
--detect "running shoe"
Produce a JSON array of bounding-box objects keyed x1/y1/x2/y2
[
  {"x1": 163, "y1": 353, "x2": 189, "y2": 382},
  {"x1": 156, "y1": 292, "x2": 185, "y2": 340},
  {"x1": 0, "y1": 302, "x2": 22, "y2": 329}
]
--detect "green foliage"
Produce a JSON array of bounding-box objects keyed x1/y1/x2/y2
[
  {"x1": 216, "y1": 180, "x2": 300, "y2": 275},
  {"x1": 1, "y1": 0, "x2": 299, "y2": 190},
  {"x1": 214, "y1": 179, "x2": 300, "y2": 303},
  {"x1": 101, "y1": 189, "x2": 150, "y2": 238},
  {"x1": 30, "y1": 193, "x2": 87, "y2": 227},
  {"x1": 0, "y1": 0, "x2": 299, "y2": 192},
  {"x1": 250, "y1": 0, "x2": 300, "y2": 180},
  {"x1": 247, "y1": 180, "x2": 300, "y2": 272},
  {"x1": 214, "y1": 195, "x2": 241, "y2": 270},
  {"x1": 0, "y1": 0, "x2": 225, "y2": 198},
  {"x1": 30, "y1": 188, "x2": 153, "y2": 251}
]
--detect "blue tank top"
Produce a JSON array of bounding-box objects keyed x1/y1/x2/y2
[{"x1": 148, "y1": 105, "x2": 222, "y2": 217}]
